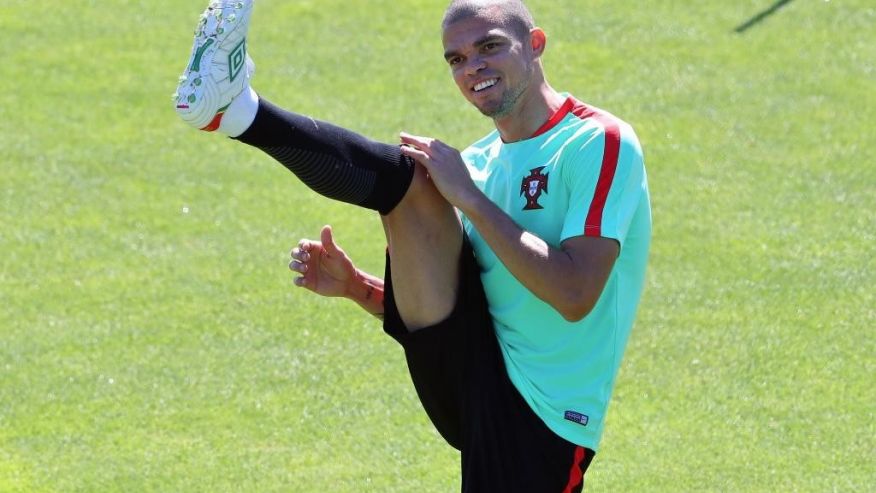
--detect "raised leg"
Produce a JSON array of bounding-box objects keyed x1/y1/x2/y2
[{"x1": 382, "y1": 165, "x2": 464, "y2": 330}]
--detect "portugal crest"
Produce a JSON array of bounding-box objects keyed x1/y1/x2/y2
[{"x1": 520, "y1": 166, "x2": 549, "y2": 210}]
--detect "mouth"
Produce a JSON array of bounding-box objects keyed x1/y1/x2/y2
[{"x1": 472, "y1": 78, "x2": 499, "y2": 93}]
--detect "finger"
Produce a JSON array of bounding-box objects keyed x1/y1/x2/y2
[
  {"x1": 293, "y1": 275, "x2": 307, "y2": 287},
  {"x1": 289, "y1": 259, "x2": 308, "y2": 273},
  {"x1": 399, "y1": 132, "x2": 436, "y2": 150},
  {"x1": 320, "y1": 225, "x2": 337, "y2": 253},
  {"x1": 297, "y1": 239, "x2": 318, "y2": 253},
  {"x1": 400, "y1": 145, "x2": 432, "y2": 167},
  {"x1": 290, "y1": 248, "x2": 311, "y2": 263}
]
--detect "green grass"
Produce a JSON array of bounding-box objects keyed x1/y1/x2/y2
[{"x1": 1, "y1": 0, "x2": 874, "y2": 491}]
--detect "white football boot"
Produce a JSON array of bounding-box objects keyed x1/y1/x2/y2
[{"x1": 174, "y1": 0, "x2": 255, "y2": 131}]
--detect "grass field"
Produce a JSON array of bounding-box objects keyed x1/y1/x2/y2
[{"x1": 1, "y1": 0, "x2": 874, "y2": 491}]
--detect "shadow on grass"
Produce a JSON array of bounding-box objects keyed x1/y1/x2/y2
[{"x1": 734, "y1": 0, "x2": 795, "y2": 33}]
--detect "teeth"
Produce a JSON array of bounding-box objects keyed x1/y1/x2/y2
[{"x1": 474, "y1": 79, "x2": 497, "y2": 92}]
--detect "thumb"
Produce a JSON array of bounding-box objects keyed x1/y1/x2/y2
[{"x1": 320, "y1": 225, "x2": 339, "y2": 254}]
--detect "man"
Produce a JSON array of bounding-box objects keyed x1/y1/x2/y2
[{"x1": 174, "y1": 1, "x2": 650, "y2": 491}]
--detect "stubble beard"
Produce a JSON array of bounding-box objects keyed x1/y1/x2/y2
[
  {"x1": 475, "y1": 81, "x2": 524, "y2": 119},
  {"x1": 477, "y1": 66, "x2": 532, "y2": 119}
]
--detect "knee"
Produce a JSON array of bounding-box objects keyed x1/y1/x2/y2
[{"x1": 394, "y1": 163, "x2": 452, "y2": 214}]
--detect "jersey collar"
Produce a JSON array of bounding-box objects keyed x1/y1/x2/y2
[{"x1": 529, "y1": 96, "x2": 575, "y2": 139}]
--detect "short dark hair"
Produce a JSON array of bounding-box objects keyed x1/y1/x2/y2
[{"x1": 442, "y1": 0, "x2": 536, "y2": 41}]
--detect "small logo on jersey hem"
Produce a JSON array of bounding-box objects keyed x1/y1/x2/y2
[
  {"x1": 520, "y1": 166, "x2": 549, "y2": 210},
  {"x1": 564, "y1": 410, "x2": 589, "y2": 426}
]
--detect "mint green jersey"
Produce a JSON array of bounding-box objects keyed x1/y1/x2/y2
[{"x1": 460, "y1": 95, "x2": 651, "y2": 450}]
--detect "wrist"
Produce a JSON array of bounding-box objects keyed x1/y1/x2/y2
[
  {"x1": 456, "y1": 188, "x2": 490, "y2": 219},
  {"x1": 345, "y1": 270, "x2": 367, "y2": 301},
  {"x1": 347, "y1": 270, "x2": 379, "y2": 301},
  {"x1": 346, "y1": 269, "x2": 384, "y2": 316}
]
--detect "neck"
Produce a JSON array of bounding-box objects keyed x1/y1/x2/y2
[{"x1": 493, "y1": 82, "x2": 566, "y2": 142}]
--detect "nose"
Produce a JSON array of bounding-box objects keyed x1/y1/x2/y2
[{"x1": 464, "y1": 56, "x2": 486, "y2": 76}]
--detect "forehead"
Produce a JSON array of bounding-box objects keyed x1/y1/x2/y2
[{"x1": 442, "y1": 13, "x2": 515, "y2": 50}]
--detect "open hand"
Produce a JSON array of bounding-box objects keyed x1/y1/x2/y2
[
  {"x1": 289, "y1": 225, "x2": 356, "y2": 298},
  {"x1": 399, "y1": 132, "x2": 481, "y2": 210}
]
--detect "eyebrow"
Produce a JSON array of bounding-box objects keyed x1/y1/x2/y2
[{"x1": 443, "y1": 34, "x2": 508, "y2": 61}]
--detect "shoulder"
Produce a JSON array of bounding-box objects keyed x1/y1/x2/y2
[
  {"x1": 566, "y1": 98, "x2": 637, "y2": 142},
  {"x1": 562, "y1": 99, "x2": 643, "y2": 167}
]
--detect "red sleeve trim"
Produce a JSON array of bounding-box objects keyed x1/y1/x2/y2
[
  {"x1": 584, "y1": 118, "x2": 620, "y2": 237},
  {"x1": 567, "y1": 99, "x2": 621, "y2": 237}
]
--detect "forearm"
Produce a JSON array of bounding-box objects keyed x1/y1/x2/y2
[
  {"x1": 345, "y1": 269, "x2": 385, "y2": 319},
  {"x1": 458, "y1": 194, "x2": 602, "y2": 321}
]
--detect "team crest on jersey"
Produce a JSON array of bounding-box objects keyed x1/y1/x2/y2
[{"x1": 520, "y1": 166, "x2": 549, "y2": 210}]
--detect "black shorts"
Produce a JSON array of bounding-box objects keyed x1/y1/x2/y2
[{"x1": 383, "y1": 237, "x2": 594, "y2": 493}]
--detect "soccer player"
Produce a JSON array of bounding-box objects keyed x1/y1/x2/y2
[{"x1": 174, "y1": 1, "x2": 650, "y2": 491}]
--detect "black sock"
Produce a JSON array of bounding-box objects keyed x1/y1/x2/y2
[{"x1": 233, "y1": 98, "x2": 414, "y2": 215}]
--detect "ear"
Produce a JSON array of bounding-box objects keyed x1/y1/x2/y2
[{"x1": 529, "y1": 27, "x2": 547, "y2": 57}]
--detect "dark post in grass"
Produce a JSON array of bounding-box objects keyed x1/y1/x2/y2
[{"x1": 734, "y1": 0, "x2": 795, "y2": 33}]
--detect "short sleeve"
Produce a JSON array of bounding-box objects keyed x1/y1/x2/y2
[{"x1": 561, "y1": 124, "x2": 646, "y2": 248}]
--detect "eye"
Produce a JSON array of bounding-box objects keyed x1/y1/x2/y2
[
  {"x1": 447, "y1": 56, "x2": 463, "y2": 66},
  {"x1": 482, "y1": 42, "x2": 499, "y2": 52}
]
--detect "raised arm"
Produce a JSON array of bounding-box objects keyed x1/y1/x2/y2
[
  {"x1": 400, "y1": 134, "x2": 618, "y2": 322},
  {"x1": 290, "y1": 225, "x2": 385, "y2": 318}
]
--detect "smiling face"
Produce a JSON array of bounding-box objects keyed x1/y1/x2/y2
[{"x1": 442, "y1": 10, "x2": 540, "y2": 119}]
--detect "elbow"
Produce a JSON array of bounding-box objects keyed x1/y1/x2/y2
[
  {"x1": 555, "y1": 293, "x2": 598, "y2": 323},
  {"x1": 559, "y1": 305, "x2": 593, "y2": 323}
]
